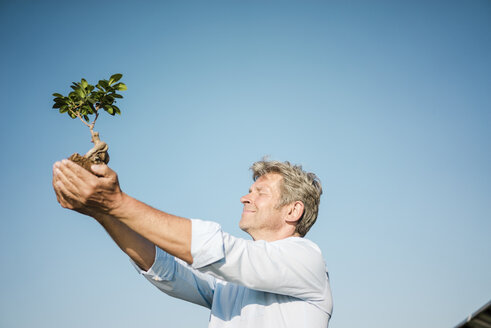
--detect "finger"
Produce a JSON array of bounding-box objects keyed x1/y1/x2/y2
[
  {"x1": 53, "y1": 174, "x2": 77, "y2": 209},
  {"x1": 58, "y1": 159, "x2": 93, "y2": 189},
  {"x1": 53, "y1": 160, "x2": 88, "y2": 203},
  {"x1": 52, "y1": 166, "x2": 64, "y2": 206},
  {"x1": 53, "y1": 162, "x2": 70, "y2": 196},
  {"x1": 54, "y1": 183, "x2": 72, "y2": 209},
  {"x1": 91, "y1": 164, "x2": 113, "y2": 178},
  {"x1": 52, "y1": 161, "x2": 61, "y2": 186},
  {"x1": 62, "y1": 159, "x2": 97, "y2": 180},
  {"x1": 56, "y1": 164, "x2": 82, "y2": 199}
]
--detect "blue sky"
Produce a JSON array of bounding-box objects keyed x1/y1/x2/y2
[{"x1": 1, "y1": 0, "x2": 490, "y2": 327}]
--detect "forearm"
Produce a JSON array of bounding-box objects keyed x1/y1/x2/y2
[
  {"x1": 108, "y1": 193, "x2": 193, "y2": 265},
  {"x1": 95, "y1": 214, "x2": 156, "y2": 271}
]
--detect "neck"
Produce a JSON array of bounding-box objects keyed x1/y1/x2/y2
[{"x1": 247, "y1": 229, "x2": 300, "y2": 242}]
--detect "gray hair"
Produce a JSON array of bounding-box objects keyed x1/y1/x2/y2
[{"x1": 251, "y1": 159, "x2": 322, "y2": 237}]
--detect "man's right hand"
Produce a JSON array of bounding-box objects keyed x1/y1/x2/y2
[{"x1": 52, "y1": 159, "x2": 124, "y2": 218}]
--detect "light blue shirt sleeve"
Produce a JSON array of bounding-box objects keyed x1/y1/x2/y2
[
  {"x1": 132, "y1": 246, "x2": 217, "y2": 309},
  {"x1": 190, "y1": 219, "x2": 332, "y2": 315}
]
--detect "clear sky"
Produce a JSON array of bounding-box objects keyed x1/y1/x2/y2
[{"x1": 1, "y1": 0, "x2": 490, "y2": 327}]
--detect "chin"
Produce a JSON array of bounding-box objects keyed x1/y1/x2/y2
[
  {"x1": 238, "y1": 221, "x2": 246, "y2": 231},
  {"x1": 238, "y1": 220, "x2": 249, "y2": 233}
]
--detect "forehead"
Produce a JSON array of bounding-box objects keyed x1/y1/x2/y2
[{"x1": 252, "y1": 173, "x2": 283, "y2": 190}]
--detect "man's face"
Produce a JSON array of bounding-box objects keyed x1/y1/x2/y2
[{"x1": 239, "y1": 173, "x2": 286, "y2": 240}]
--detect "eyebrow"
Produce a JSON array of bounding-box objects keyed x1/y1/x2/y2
[
  {"x1": 249, "y1": 186, "x2": 262, "y2": 193},
  {"x1": 249, "y1": 185, "x2": 270, "y2": 194}
]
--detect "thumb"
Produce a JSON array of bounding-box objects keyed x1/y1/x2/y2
[{"x1": 91, "y1": 164, "x2": 114, "y2": 178}]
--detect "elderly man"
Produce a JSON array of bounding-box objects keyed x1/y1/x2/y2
[{"x1": 52, "y1": 159, "x2": 333, "y2": 327}]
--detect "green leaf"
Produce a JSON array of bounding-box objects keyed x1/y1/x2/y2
[
  {"x1": 88, "y1": 103, "x2": 96, "y2": 113},
  {"x1": 114, "y1": 82, "x2": 127, "y2": 91},
  {"x1": 52, "y1": 93, "x2": 64, "y2": 98},
  {"x1": 99, "y1": 80, "x2": 109, "y2": 90},
  {"x1": 82, "y1": 104, "x2": 92, "y2": 113},
  {"x1": 106, "y1": 105, "x2": 114, "y2": 115},
  {"x1": 76, "y1": 88, "x2": 85, "y2": 98},
  {"x1": 109, "y1": 73, "x2": 122, "y2": 84},
  {"x1": 113, "y1": 105, "x2": 121, "y2": 115},
  {"x1": 91, "y1": 91, "x2": 103, "y2": 101},
  {"x1": 83, "y1": 115, "x2": 90, "y2": 122},
  {"x1": 111, "y1": 93, "x2": 123, "y2": 99},
  {"x1": 53, "y1": 102, "x2": 62, "y2": 109},
  {"x1": 81, "y1": 78, "x2": 88, "y2": 89}
]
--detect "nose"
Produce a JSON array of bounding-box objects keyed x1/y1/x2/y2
[{"x1": 240, "y1": 193, "x2": 251, "y2": 204}]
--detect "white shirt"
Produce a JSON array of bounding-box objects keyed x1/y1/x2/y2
[{"x1": 133, "y1": 219, "x2": 333, "y2": 327}]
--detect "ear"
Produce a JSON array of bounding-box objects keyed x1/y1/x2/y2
[{"x1": 285, "y1": 201, "x2": 304, "y2": 224}]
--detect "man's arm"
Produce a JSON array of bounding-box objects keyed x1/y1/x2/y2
[
  {"x1": 95, "y1": 214, "x2": 156, "y2": 271},
  {"x1": 52, "y1": 160, "x2": 219, "y2": 308},
  {"x1": 52, "y1": 159, "x2": 192, "y2": 265}
]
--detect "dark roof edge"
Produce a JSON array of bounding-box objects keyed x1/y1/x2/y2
[{"x1": 455, "y1": 300, "x2": 491, "y2": 328}]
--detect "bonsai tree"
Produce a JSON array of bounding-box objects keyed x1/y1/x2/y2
[{"x1": 52, "y1": 73, "x2": 127, "y2": 173}]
